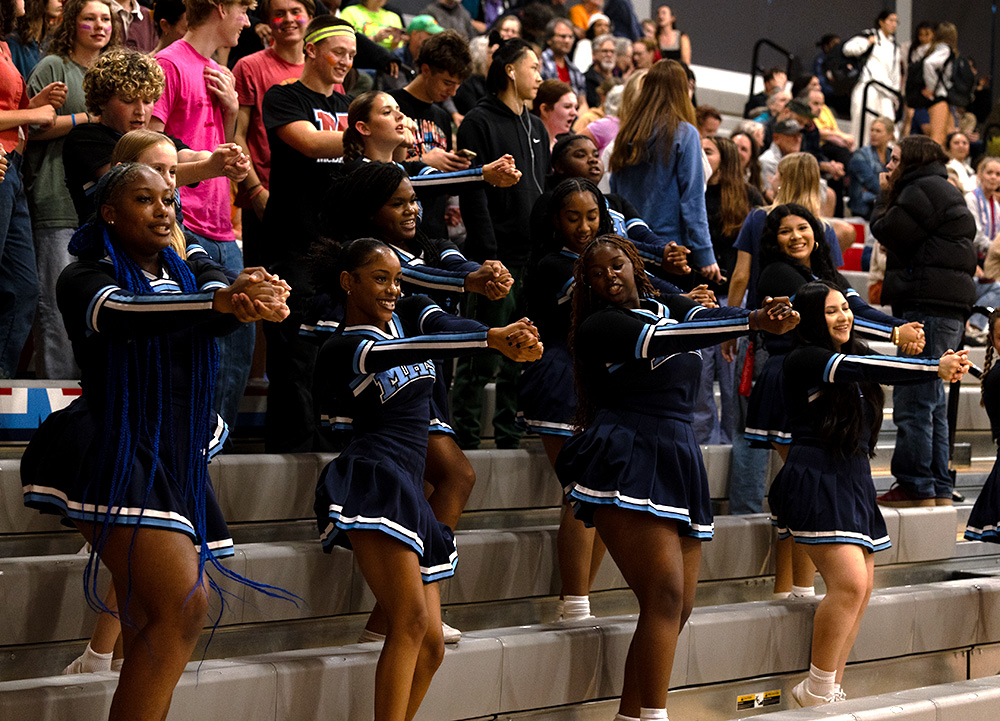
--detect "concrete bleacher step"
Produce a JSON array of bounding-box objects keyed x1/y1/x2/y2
[
  {"x1": 5, "y1": 578, "x2": 1000, "y2": 721},
  {"x1": 0, "y1": 507, "x2": 970, "y2": 655},
  {"x1": 727, "y1": 675, "x2": 1000, "y2": 721}
]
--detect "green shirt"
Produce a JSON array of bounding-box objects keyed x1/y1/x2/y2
[
  {"x1": 340, "y1": 4, "x2": 403, "y2": 50},
  {"x1": 25, "y1": 55, "x2": 87, "y2": 229}
]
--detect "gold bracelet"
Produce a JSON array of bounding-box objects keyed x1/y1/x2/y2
[{"x1": 892, "y1": 326, "x2": 900, "y2": 345}]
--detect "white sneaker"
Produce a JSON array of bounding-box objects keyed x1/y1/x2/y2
[
  {"x1": 791, "y1": 679, "x2": 837, "y2": 707},
  {"x1": 61, "y1": 654, "x2": 86, "y2": 675},
  {"x1": 357, "y1": 621, "x2": 461, "y2": 645},
  {"x1": 441, "y1": 622, "x2": 461, "y2": 644},
  {"x1": 832, "y1": 689, "x2": 847, "y2": 702}
]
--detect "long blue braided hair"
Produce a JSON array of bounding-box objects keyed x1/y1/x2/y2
[{"x1": 70, "y1": 164, "x2": 296, "y2": 626}]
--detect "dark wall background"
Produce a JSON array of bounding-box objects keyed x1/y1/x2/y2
[{"x1": 656, "y1": 0, "x2": 996, "y2": 107}]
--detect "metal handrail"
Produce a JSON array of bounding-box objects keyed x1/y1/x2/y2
[
  {"x1": 857, "y1": 78, "x2": 903, "y2": 146},
  {"x1": 747, "y1": 39, "x2": 796, "y2": 113}
]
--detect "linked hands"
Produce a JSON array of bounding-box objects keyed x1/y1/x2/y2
[
  {"x1": 215, "y1": 267, "x2": 291, "y2": 323},
  {"x1": 488, "y1": 318, "x2": 543, "y2": 362}
]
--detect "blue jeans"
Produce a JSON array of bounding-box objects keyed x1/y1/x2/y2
[
  {"x1": 890, "y1": 312, "x2": 963, "y2": 500},
  {"x1": 693, "y1": 341, "x2": 735, "y2": 445},
  {"x1": 0, "y1": 153, "x2": 38, "y2": 377},
  {"x1": 32, "y1": 226, "x2": 78, "y2": 379},
  {"x1": 185, "y1": 230, "x2": 254, "y2": 430},
  {"x1": 728, "y1": 336, "x2": 772, "y2": 514}
]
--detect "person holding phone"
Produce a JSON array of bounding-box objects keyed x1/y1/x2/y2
[{"x1": 340, "y1": 0, "x2": 404, "y2": 51}]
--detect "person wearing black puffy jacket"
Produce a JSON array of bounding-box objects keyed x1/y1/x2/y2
[{"x1": 870, "y1": 135, "x2": 977, "y2": 506}]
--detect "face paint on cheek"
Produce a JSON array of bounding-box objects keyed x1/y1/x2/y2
[
  {"x1": 326, "y1": 53, "x2": 337, "y2": 66},
  {"x1": 78, "y1": 23, "x2": 92, "y2": 30},
  {"x1": 270, "y1": 17, "x2": 283, "y2": 28},
  {"x1": 294, "y1": 14, "x2": 307, "y2": 24}
]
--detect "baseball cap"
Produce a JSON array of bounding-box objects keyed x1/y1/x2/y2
[
  {"x1": 407, "y1": 15, "x2": 444, "y2": 34},
  {"x1": 773, "y1": 118, "x2": 803, "y2": 135},
  {"x1": 786, "y1": 98, "x2": 816, "y2": 119}
]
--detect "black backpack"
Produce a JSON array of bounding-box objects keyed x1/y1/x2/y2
[
  {"x1": 947, "y1": 52, "x2": 976, "y2": 108},
  {"x1": 905, "y1": 53, "x2": 931, "y2": 108},
  {"x1": 907, "y1": 49, "x2": 976, "y2": 109},
  {"x1": 822, "y1": 33, "x2": 875, "y2": 96}
]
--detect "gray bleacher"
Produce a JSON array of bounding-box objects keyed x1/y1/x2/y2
[{"x1": 3, "y1": 431, "x2": 1000, "y2": 721}]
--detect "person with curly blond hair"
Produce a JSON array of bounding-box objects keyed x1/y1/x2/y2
[{"x1": 64, "y1": 47, "x2": 251, "y2": 224}]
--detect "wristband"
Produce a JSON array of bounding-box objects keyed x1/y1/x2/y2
[
  {"x1": 70, "y1": 114, "x2": 76, "y2": 127},
  {"x1": 248, "y1": 185, "x2": 265, "y2": 200}
]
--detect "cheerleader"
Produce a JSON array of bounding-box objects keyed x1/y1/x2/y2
[
  {"x1": 311, "y1": 238, "x2": 541, "y2": 721},
  {"x1": 965, "y1": 309, "x2": 1000, "y2": 542},
  {"x1": 522, "y1": 178, "x2": 703, "y2": 622},
  {"x1": 746, "y1": 204, "x2": 924, "y2": 598},
  {"x1": 20, "y1": 164, "x2": 291, "y2": 721},
  {"x1": 773, "y1": 280, "x2": 968, "y2": 705},
  {"x1": 556, "y1": 234, "x2": 799, "y2": 721},
  {"x1": 310, "y1": 160, "x2": 516, "y2": 643},
  {"x1": 747, "y1": 204, "x2": 925, "y2": 454}
]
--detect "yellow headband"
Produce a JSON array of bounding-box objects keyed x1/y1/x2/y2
[{"x1": 305, "y1": 25, "x2": 355, "y2": 45}]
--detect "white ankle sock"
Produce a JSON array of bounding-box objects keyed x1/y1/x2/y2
[
  {"x1": 110, "y1": 658, "x2": 123, "y2": 672},
  {"x1": 639, "y1": 709, "x2": 667, "y2": 720},
  {"x1": 807, "y1": 664, "x2": 836, "y2": 697},
  {"x1": 562, "y1": 595, "x2": 591, "y2": 620},
  {"x1": 833, "y1": 683, "x2": 842, "y2": 696},
  {"x1": 790, "y1": 585, "x2": 815, "y2": 598},
  {"x1": 614, "y1": 715, "x2": 639, "y2": 721},
  {"x1": 83, "y1": 643, "x2": 113, "y2": 671}
]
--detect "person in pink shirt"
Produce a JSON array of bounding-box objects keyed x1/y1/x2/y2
[
  {"x1": 232, "y1": 0, "x2": 313, "y2": 266},
  {"x1": 150, "y1": 0, "x2": 255, "y2": 430}
]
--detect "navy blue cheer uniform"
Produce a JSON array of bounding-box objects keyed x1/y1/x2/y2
[
  {"x1": 965, "y1": 365, "x2": 1000, "y2": 542},
  {"x1": 555, "y1": 295, "x2": 752, "y2": 537},
  {"x1": 302, "y1": 239, "x2": 486, "y2": 437},
  {"x1": 313, "y1": 295, "x2": 496, "y2": 582},
  {"x1": 746, "y1": 259, "x2": 903, "y2": 447},
  {"x1": 771, "y1": 347, "x2": 941, "y2": 550},
  {"x1": 21, "y1": 254, "x2": 237, "y2": 557},
  {"x1": 518, "y1": 248, "x2": 684, "y2": 437}
]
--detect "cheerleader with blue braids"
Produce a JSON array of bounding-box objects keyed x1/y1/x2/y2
[
  {"x1": 310, "y1": 237, "x2": 542, "y2": 721},
  {"x1": 20, "y1": 163, "x2": 291, "y2": 721}
]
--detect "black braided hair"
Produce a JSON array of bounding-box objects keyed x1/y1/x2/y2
[{"x1": 569, "y1": 234, "x2": 657, "y2": 428}]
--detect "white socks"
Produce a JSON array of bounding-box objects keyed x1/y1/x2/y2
[
  {"x1": 806, "y1": 664, "x2": 836, "y2": 697},
  {"x1": 561, "y1": 595, "x2": 592, "y2": 620},
  {"x1": 639, "y1": 709, "x2": 667, "y2": 720},
  {"x1": 61, "y1": 643, "x2": 113, "y2": 674},
  {"x1": 110, "y1": 658, "x2": 123, "y2": 672},
  {"x1": 790, "y1": 585, "x2": 815, "y2": 598},
  {"x1": 614, "y1": 715, "x2": 639, "y2": 721}
]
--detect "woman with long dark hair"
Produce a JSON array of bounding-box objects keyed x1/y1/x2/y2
[
  {"x1": 311, "y1": 237, "x2": 541, "y2": 721},
  {"x1": 694, "y1": 135, "x2": 762, "y2": 444},
  {"x1": 557, "y1": 234, "x2": 798, "y2": 720},
  {"x1": 20, "y1": 163, "x2": 291, "y2": 721},
  {"x1": 774, "y1": 279, "x2": 967, "y2": 705},
  {"x1": 609, "y1": 59, "x2": 720, "y2": 284}
]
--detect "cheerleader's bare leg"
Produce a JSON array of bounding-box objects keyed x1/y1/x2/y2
[
  {"x1": 803, "y1": 543, "x2": 874, "y2": 677},
  {"x1": 75, "y1": 523, "x2": 208, "y2": 721},
  {"x1": 363, "y1": 434, "x2": 473, "y2": 638},
  {"x1": 543, "y1": 436, "x2": 607, "y2": 606},
  {"x1": 593, "y1": 507, "x2": 701, "y2": 717},
  {"x1": 349, "y1": 529, "x2": 445, "y2": 721}
]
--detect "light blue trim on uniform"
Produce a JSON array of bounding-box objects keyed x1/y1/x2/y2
[
  {"x1": 566, "y1": 485, "x2": 714, "y2": 539},
  {"x1": 22, "y1": 491, "x2": 235, "y2": 558},
  {"x1": 772, "y1": 516, "x2": 892, "y2": 552}
]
